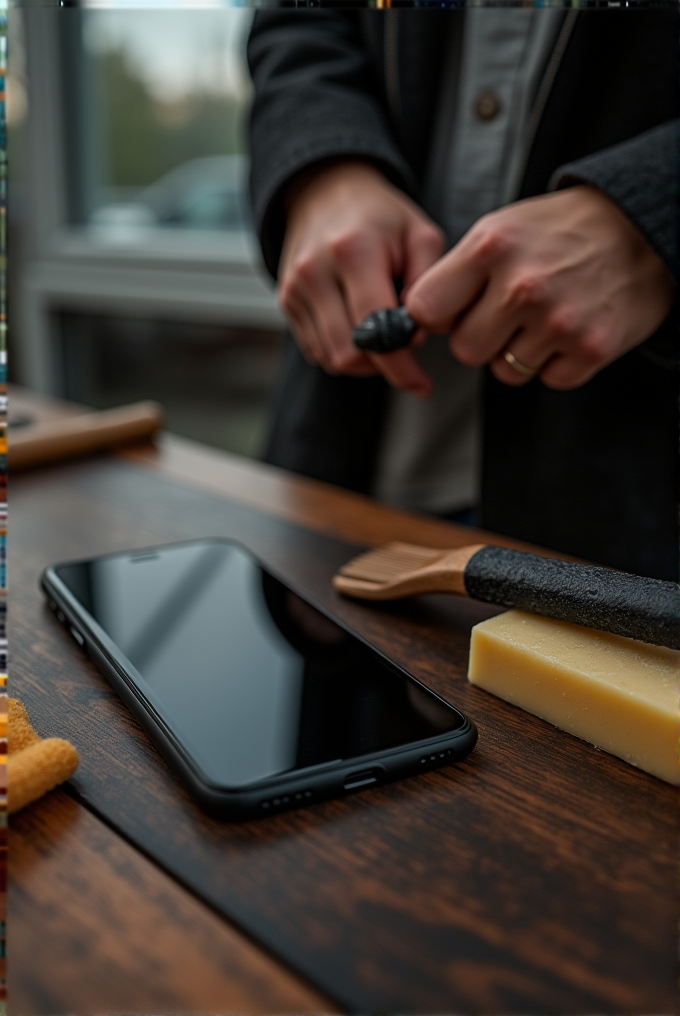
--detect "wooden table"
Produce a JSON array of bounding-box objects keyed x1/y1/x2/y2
[{"x1": 8, "y1": 389, "x2": 678, "y2": 1015}]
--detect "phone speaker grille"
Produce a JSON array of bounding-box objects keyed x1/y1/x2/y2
[
  {"x1": 261, "y1": 790, "x2": 313, "y2": 810},
  {"x1": 420, "y1": 749, "x2": 454, "y2": 765}
]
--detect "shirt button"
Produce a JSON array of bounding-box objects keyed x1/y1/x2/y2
[{"x1": 474, "y1": 92, "x2": 501, "y2": 121}]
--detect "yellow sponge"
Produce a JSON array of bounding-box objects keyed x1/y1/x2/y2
[
  {"x1": 468, "y1": 610, "x2": 679, "y2": 785},
  {"x1": 7, "y1": 698, "x2": 79, "y2": 814},
  {"x1": 8, "y1": 698, "x2": 41, "y2": 752}
]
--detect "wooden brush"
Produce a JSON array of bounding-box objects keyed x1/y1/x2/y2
[
  {"x1": 9, "y1": 401, "x2": 164, "y2": 471},
  {"x1": 333, "y1": 542, "x2": 680, "y2": 650}
]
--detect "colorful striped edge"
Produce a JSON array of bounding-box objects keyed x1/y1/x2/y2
[{"x1": 0, "y1": 1, "x2": 7, "y2": 1011}]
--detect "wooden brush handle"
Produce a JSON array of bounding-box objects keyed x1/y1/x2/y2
[
  {"x1": 9, "y1": 401, "x2": 163, "y2": 470},
  {"x1": 464, "y1": 547, "x2": 680, "y2": 649}
]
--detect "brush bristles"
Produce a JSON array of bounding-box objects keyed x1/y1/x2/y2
[{"x1": 338, "y1": 542, "x2": 444, "y2": 582}]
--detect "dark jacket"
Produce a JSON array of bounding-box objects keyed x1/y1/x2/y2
[{"x1": 248, "y1": 9, "x2": 679, "y2": 580}]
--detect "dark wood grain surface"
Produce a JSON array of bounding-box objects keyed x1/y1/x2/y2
[
  {"x1": 125, "y1": 431, "x2": 525, "y2": 552},
  {"x1": 10, "y1": 457, "x2": 678, "y2": 1014},
  {"x1": 9, "y1": 791, "x2": 334, "y2": 1015}
]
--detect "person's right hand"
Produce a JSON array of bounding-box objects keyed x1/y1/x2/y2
[{"x1": 278, "y1": 160, "x2": 444, "y2": 397}]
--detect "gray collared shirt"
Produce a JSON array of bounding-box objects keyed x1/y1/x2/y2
[{"x1": 374, "y1": 9, "x2": 563, "y2": 514}]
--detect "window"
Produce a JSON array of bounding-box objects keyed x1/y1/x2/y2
[
  {"x1": 14, "y1": 6, "x2": 284, "y2": 460},
  {"x1": 80, "y1": 9, "x2": 253, "y2": 236}
]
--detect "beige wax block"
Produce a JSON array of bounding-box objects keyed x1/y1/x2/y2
[{"x1": 468, "y1": 610, "x2": 680, "y2": 784}]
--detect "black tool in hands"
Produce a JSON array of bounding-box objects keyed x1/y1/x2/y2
[{"x1": 352, "y1": 306, "x2": 417, "y2": 353}]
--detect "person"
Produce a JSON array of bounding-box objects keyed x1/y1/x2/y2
[{"x1": 247, "y1": 7, "x2": 678, "y2": 580}]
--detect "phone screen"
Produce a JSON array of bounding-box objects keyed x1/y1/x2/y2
[{"x1": 54, "y1": 541, "x2": 465, "y2": 789}]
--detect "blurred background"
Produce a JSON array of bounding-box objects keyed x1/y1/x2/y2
[{"x1": 8, "y1": 5, "x2": 286, "y2": 459}]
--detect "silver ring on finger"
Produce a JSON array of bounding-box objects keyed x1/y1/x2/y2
[{"x1": 503, "y1": 349, "x2": 539, "y2": 378}]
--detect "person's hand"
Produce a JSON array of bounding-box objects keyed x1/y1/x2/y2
[
  {"x1": 278, "y1": 160, "x2": 445, "y2": 397},
  {"x1": 404, "y1": 185, "x2": 675, "y2": 389}
]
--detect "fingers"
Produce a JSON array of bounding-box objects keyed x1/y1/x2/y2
[
  {"x1": 441, "y1": 266, "x2": 552, "y2": 385},
  {"x1": 495, "y1": 347, "x2": 602, "y2": 390},
  {"x1": 310, "y1": 278, "x2": 376, "y2": 375},
  {"x1": 401, "y1": 220, "x2": 446, "y2": 290},
  {"x1": 279, "y1": 255, "x2": 377, "y2": 376},
  {"x1": 488, "y1": 314, "x2": 579, "y2": 388},
  {"x1": 278, "y1": 161, "x2": 444, "y2": 393},
  {"x1": 446, "y1": 274, "x2": 521, "y2": 368},
  {"x1": 370, "y1": 348, "x2": 433, "y2": 397},
  {"x1": 338, "y1": 231, "x2": 397, "y2": 323},
  {"x1": 441, "y1": 268, "x2": 596, "y2": 388},
  {"x1": 490, "y1": 320, "x2": 619, "y2": 390},
  {"x1": 537, "y1": 327, "x2": 616, "y2": 389},
  {"x1": 407, "y1": 187, "x2": 673, "y2": 393},
  {"x1": 283, "y1": 253, "x2": 432, "y2": 391},
  {"x1": 337, "y1": 236, "x2": 433, "y2": 395},
  {"x1": 411, "y1": 328, "x2": 429, "y2": 349},
  {"x1": 285, "y1": 300, "x2": 321, "y2": 367},
  {"x1": 405, "y1": 231, "x2": 491, "y2": 332},
  {"x1": 489, "y1": 335, "x2": 555, "y2": 387}
]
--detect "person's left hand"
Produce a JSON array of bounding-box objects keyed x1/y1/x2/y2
[{"x1": 404, "y1": 185, "x2": 675, "y2": 389}]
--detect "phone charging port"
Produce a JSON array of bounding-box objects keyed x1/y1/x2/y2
[{"x1": 343, "y1": 767, "x2": 382, "y2": 791}]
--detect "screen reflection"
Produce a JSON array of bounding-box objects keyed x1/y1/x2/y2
[{"x1": 56, "y1": 541, "x2": 462, "y2": 789}]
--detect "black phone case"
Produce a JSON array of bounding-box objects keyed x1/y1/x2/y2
[{"x1": 40, "y1": 539, "x2": 478, "y2": 820}]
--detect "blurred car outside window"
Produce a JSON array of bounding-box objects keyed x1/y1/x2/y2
[{"x1": 81, "y1": 8, "x2": 253, "y2": 240}]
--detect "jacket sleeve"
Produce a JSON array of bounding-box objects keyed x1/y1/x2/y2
[
  {"x1": 247, "y1": 11, "x2": 416, "y2": 280},
  {"x1": 549, "y1": 120, "x2": 679, "y2": 282}
]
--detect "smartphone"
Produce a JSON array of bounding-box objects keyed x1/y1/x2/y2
[{"x1": 41, "y1": 538, "x2": 477, "y2": 819}]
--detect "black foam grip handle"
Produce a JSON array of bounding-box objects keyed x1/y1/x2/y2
[{"x1": 464, "y1": 546, "x2": 680, "y2": 649}]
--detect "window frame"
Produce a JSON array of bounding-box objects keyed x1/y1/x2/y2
[{"x1": 16, "y1": 7, "x2": 283, "y2": 394}]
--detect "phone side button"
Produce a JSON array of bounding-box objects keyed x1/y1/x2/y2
[
  {"x1": 69, "y1": 626, "x2": 85, "y2": 647},
  {"x1": 343, "y1": 767, "x2": 384, "y2": 791}
]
